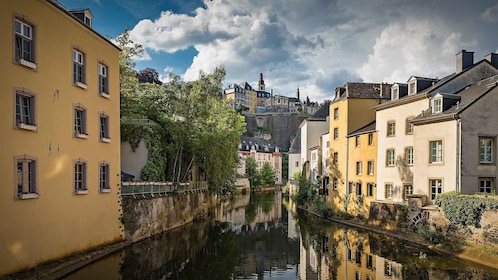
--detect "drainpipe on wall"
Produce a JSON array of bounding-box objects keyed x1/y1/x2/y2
[
  {"x1": 345, "y1": 136, "x2": 349, "y2": 195},
  {"x1": 454, "y1": 114, "x2": 462, "y2": 193}
]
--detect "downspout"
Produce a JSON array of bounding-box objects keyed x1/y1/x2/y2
[
  {"x1": 345, "y1": 135, "x2": 349, "y2": 195},
  {"x1": 454, "y1": 113, "x2": 462, "y2": 193}
]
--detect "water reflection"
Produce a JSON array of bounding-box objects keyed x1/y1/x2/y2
[{"x1": 63, "y1": 191, "x2": 498, "y2": 280}]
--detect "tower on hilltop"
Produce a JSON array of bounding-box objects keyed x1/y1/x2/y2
[{"x1": 258, "y1": 72, "x2": 265, "y2": 91}]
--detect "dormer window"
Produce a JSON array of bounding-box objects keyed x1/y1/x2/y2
[
  {"x1": 433, "y1": 98, "x2": 442, "y2": 113},
  {"x1": 409, "y1": 81, "x2": 416, "y2": 95},
  {"x1": 392, "y1": 87, "x2": 399, "y2": 100},
  {"x1": 84, "y1": 15, "x2": 92, "y2": 27}
]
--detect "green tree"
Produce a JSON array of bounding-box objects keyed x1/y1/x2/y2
[
  {"x1": 260, "y1": 162, "x2": 276, "y2": 186},
  {"x1": 245, "y1": 156, "x2": 261, "y2": 188}
]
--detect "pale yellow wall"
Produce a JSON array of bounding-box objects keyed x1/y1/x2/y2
[
  {"x1": 0, "y1": 0, "x2": 122, "y2": 275},
  {"x1": 347, "y1": 131, "x2": 377, "y2": 217}
]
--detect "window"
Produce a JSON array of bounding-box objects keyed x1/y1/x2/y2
[
  {"x1": 366, "y1": 254, "x2": 373, "y2": 270},
  {"x1": 433, "y1": 98, "x2": 442, "y2": 113},
  {"x1": 430, "y1": 140, "x2": 443, "y2": 164},
  {"x1": 74, "y1": 160, "x2": 87, "y2": 194},
  {"x1": 333, "y1": 128, "x2": 338, "y2": 139},
  {"x1": 355, "y1": 271, "x2": 361, "y2": 280},
  {"x1": 326, "y1": 141, "x2": 330, "y2": 148},
  {"x1": 356, "y1": 183, "x2": 362, "y2": 195},
  {"x1": 367, "y1": 161, "x2": 374, "y2": 175},
  {"x1": 73, "y1": 49, "x2": 86, "y2": 87},
  {"x1": 98, "y1": 63, "x2": 109, "y2": 96},
  {"x1": 348, "y1": 182, "x2": 354, "y2": 194},
  {"x1": 385, "y1": 261, "x2": 393, "y2": 276},
  {"x1": 334, "y1": 108, "x2": 339, "y2": 119},
  {"x1": 333, "y1": 178, "x2": 338, "y2": 190},
  {"x1": 295, "y1": 161, "x2": 299, "y2": 167},
  {"x1": 15, "y1": 91, "x2": 36, "y2": 131},
  {"x1": 355, "y1": 136, "x2": 360, "y2": 147},
  {"x1": 14, "y1": 19, "x2": 36, "y2": 68},
  {"x1": 405, "y1": 118, "x2": 414, "y2": 134},
  {"x1": 385, "y1": 183, "x2": 393, "y2": 199},
  {"x1": 99, "y1": 113, "x2": 110, "y2": 142},
  {"x1": 99, "y1": 163, "x2": 111, "y2": 192},
  {"x1": 355, "y1": 250, "x2": 362, "y2": 264},
  {"x1": 367, "y1": 183, "x2": 374, "y2": 197},
  {"x1": 347, "y1": 247, "x2": 352, "y2": 261},
  {"x1": 403, "y1": 184, "x2": 413, "y2": 200},
  {"x1": 405, "y1": 147, "x2": 414, "y2": 165},
  {"x1": 333, "y1": 152, "x2": 338, "y2": 164},
  {"x1": 479, "y1": 178, "x2": 494, "y2": 193},
  {"x1": 429, "y1": 179, "x2": 442, "y2": 200},
  {"x1": 386, "y1": 149, "x2": 395, "y2": 166},
  {"x1": 356, "y1": 161, "x2": 362, "y2": 175},
  {"x1": 479, "y1": 137, "x2": 495, "y2": 164},
  {"x1": 74, "y1": 106, "x2": 87, "y2": 138},
  {"x1": 15, "y1": 155, "x2": 38, "y2": 199},
  {"x1": 387, "y1": 121, "x2": 395, "y2": 137},
  {"x1": 368, "y1": 133, "x2": 373, "y2": 145},
  {"x1": 409, "y1": 82, "x2": 416, "y2": 95},
  {"x1": 392, "y1": 87, "x2": 399, "y2": 100}
]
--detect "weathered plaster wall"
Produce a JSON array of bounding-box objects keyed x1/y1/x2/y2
[{"x1": 121, "y1": 190, "x2": 215, "y2": 241}]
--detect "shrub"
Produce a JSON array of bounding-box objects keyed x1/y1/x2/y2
[
  {"x1": 435, "y1": 192, "x2": 498, "y2": 227},
  {"x1": 417, "y1": 225, "x2": 447, "y2": 244}
]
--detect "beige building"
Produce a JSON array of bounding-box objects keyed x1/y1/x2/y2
[
  {"x1": 0, "y1": 0, "x2": 122, "y2": 275},
  {"x1": 374, "y1": 50, "x2": 498, "y2": 203},
  {"x1": 238, "y1": 136, "x2": 283, "y2": 185}
]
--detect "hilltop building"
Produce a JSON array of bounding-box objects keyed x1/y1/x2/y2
[{"x1": 0, "y1": 0, "x2": 122, "y2": 275}]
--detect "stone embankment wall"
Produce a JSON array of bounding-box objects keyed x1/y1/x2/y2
[
  {"x1": 121, "y1": 190, "x2": 215, "y2": 241},
  {"x1": 367, "y1": 201, "x2": 408, "y2": 230},
  {"x1": 244, "y1": 112, "x2": 308, "y2": 151}
]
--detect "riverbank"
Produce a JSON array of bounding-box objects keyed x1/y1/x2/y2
[{"x1": 298, "y1": 205, "x2": 498, "y2": 272}]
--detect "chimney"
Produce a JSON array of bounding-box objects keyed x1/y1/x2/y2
[
  {"x1": 485, "y1": 53, "x2": 498, "y2": 68},
  {"x1": 456, "y1": 50, "x2": 474, "y2": 74}
]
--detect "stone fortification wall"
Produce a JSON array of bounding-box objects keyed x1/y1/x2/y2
[
  {"x1": 244, "y1": 112, "x2": 308, "y2": 151},
  {"x1": 121, "y1": 190, "x2": 215, "y2": 241}
]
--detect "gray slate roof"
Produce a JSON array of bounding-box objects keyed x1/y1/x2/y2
[{"x1": 240, "y1": 135, "x2": 280, "y2": 153}]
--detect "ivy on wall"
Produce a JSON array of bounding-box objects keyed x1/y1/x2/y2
[{"x1": 435, "y1": 192, "x2": 498, "y2": 228}]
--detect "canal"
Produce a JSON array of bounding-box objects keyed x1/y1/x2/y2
[{"x1": 64, "y1": 191, "x2": 498, "y2": 279}]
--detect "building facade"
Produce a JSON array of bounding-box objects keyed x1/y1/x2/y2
[
  {"x1": 238, "y1": 136, "x2": 283, "y2": 185},
  {"x1": 0, "y1": 0, "x2": 122, "y2": 275}
]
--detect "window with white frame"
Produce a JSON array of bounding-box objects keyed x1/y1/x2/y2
[
  {"x1": 405, "y1": 147, "x2": 414, "y2": 165},
  {"x1": 367, "y1": 161, "x2": 374, "y2": 175},
  {"x1": 366, "y1": 254, "x2": 373, "y2": 270},
  {"x1": 392, "y1": 87, "x2": 399, "y2": 100},
  {"x1": 367, "y1": 183, "x2": 374, "y2": 197},
  {"x1": 99, "y1": 113, "x2": 110, "y2": 142},
  {"x1": 333, "y1": 127, "x2": 338, "y2": 139},
  {"x1": 15, "y1": 155, "x2": 38, "y2": 199},
  {"x1": 433, "y1": 98, "x2": 442, "y2": 113},
  {"x1": 73, "y1": 49, "x2": 86, "y2": 86},
  {"x1": 387, "y1": 121, "x2": 395, "y2": 137},
  {"x1": 74, "y1": 106, "x2": 87, "y2": 137},
  {"x1": 355, "y1": 136, "x2": 360, "y2": 147},
  {"x1": 429, "y1": 179, "x2": 442, "y2": 200},
  {"x1": 385, "y1": 183, "x2": 393, "y2": 199},
  {"x1": 479, "y1": 137, "x2": 495, "y2": 164},
  {"x1": 403, "y1": 184, "x2": 413, "y2": 200},
  {"x1": 409, "y1": 82, "x2": 416, "y2": 95},
  {"x1": 98, "y1": 63, "x2": 109, "y2": 95},
  {"x1": 386, "y1": 149, "x2": 395, "y2": 166},
  {"x1": 429, "y1": 140, "x2": 443, "y2": 164},
  {"x1": 385, "y1": 261, "x2": 393, "y2": 276},
  {"x1": 14, "y1": 19, "x2": 35, "y2": 67},
  {"x1": 479, "y1": 178, "x2": 494, "y2": 193},
  {"x1": 368, "y1": 133, "x2": 373, "y2": 145},
  {"x1": 99, "y1": 162, "x2": 110, "y2": 192},
  {"x1": 334, "y1": 108, "x2": 339, "y2": 119},
  {"x1": 356, "y1": 161, "x2": 362, "y2": 175},
  {"x1": 405, "y1": 117, "x2": 414, "y2": 134},
  {"x1": 74, "y1": 160, "x2": 87, "y2": 194},
  {"x1": 333, "y1": 178, "x2": 338, "y2": 190},
  {"x1": 15, "y1": 91, "x2": 36, "y2": 130},
  {"x1": 348, "y1": 182, "x2": 354, "y2": 194},
  {"x1": 356, "y1": 183, "x2": 362, "y2": 195},
  {"x1": 355, "y1": 271, "x2": 361, "y2": 280}
]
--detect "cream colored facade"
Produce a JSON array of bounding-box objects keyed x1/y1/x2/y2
[
  {"x1": 0, "y1": 0, "x2": 122, "y2": 275},
  {"x1": 224, "y1": 83, "x2": 257, "y2": 112}
]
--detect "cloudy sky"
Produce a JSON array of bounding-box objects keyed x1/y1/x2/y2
[{"x1": 61, "y1": 0, "x2": 498, "y2": 102}]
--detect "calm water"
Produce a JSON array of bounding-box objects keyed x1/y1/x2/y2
[{"x1": 64, "y1": 191, "x2": 498, "y2": 279}]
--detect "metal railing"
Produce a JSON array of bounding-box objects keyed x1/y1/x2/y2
[{"x1": 121, "y1": 181, "x2": 208, "y2": 197}]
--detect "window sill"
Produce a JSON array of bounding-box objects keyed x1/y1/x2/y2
[
  {"x1": 100, "y1": 188, "x2": 111, "y2": 193},
  {"x1": 75, "y1": 133, "x2": 88, "y2": 139},
  {"x1": 19, "y1": 59, "x2": 37, "y2": 70},
  {"x1": 18, "y1": 123, "x2": 37, "y2": 131},
  {"x1": 75, "y1": 189, "x2": 88, "y2": 195},
  {"x1": 99, "y1": 92, "x2": 110, "y2": 99},
  {"x1": 75, "y1": 82, "x2": 88, "y2": 89},
  {"x1": 100, "y1": 137, "x2": 111, "y2": 143},
  {"x1": 18, "y1": 193, "x2": 39, "y2": 199}
]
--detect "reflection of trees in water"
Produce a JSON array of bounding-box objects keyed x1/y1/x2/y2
[{"x1": 245, "y1": 191, "x2": 276, "y2": 223}]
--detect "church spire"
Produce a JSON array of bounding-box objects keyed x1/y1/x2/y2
[
  {"x1": 258, "y1": 73, "x2": 265, "y2": 91},
  {"x1": 297, "y1": 85, "x2": 300, "y2": 101}
]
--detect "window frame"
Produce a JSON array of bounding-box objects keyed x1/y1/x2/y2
[
  {"x1": 14, "y1": 89, "x2": 37, "y2": 131},
  {"x1": 367, "y1": 183, "x2": 374, "y2": 197},
  {"x1": 333, "y1": 108, "x2": 339, "y2": 119},
  {"x1": 355, "y1": 136, "x2": 360, "y2": 147},
  {"x1": 13, "y1": 17, "x2": 37, "y2": 69},
  {"x1": 14, "y1": 155, "x2": 39, "y2": 200},
  {"x1": 356, "y1": 161, "x2": 362, "y2": 175},
  {"x1": 73, "y1": 48, "x2": 87, "y2": 88},
  {"x1": 429, "y1": 178, "x2": 442, "y2": 200},
  {"x1": 433, "y1": 98, "x2": 442, "y2": 114},
  {"x1": 403, "y1": 184, "x2": 413, "y2": 200},
  {"x1": 386, "y1": 149, "x2": 395, "y2": 167},
  {"x1": 333, "y1": 178, "x2": 338, "y2": 190},
  {"x1": 74, "y1": 159, "x2": 88, "y2": 194},
  {"x1": 479, "y1": 137, "x2": 495, "y2": 164},
  {"x1": 405, "y1": 146, "x2": 414, "y2": 166},
  {"x1": 333, "y1": 152, "x2": 338, "y2": 165},
  {"x1": 99, "y1": 162, "x2": 111, "y2": 193},
  {"x1": 333, "y1": 127, "x2": 339, "y2": 139},
  {"x1": 99, "y1": 113, "x2": 110, "y2": 143},
  {"x1": 356, "y1": 182, "x2": 362, "y2": 196},
  {"x1": 385, "y1": 183, "x2": 393, "y2": 200},
  {"x1": 368, "y1": 133, "x2": 373, "y2": 145},
  {"x1": 367, "y1": 161, "x2": 374, "y2": 175},
  {"x1": 74, "y1": 104, "x2": 88, "y2": 138},
  {"x1": 98, "y1": 62, "x2": 110, "y2": 98},
  {"x1": 387, "y1": 121, "x2": 395, "y2": 137},
  {"x1": 429, "y1": 140, "x2": 443, "y2": 164},
  {"x1": 405, "y1": 117, "x2": 414, "y2": 135},
  {"x1": 478, "y1": 177, "x2": 495, "y2": 193}
]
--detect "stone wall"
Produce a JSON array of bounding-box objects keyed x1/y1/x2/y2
[
  {"x1": 244, "y1": 112, "x2": 308, "y2": 151},
  {"x1": 367, "y1": 201, "x2": 408, "y2": 230},
  {"x1": 121, "y1": 190, "x2": 215, "y2": 241}
]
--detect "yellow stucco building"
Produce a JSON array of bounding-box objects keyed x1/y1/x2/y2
[
  {"x1": 327, "y1": 83, "x2": 390, "y2": 213},
  {"x1": 0, "y1": 0, "x2": 123, "y2": 275}
]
